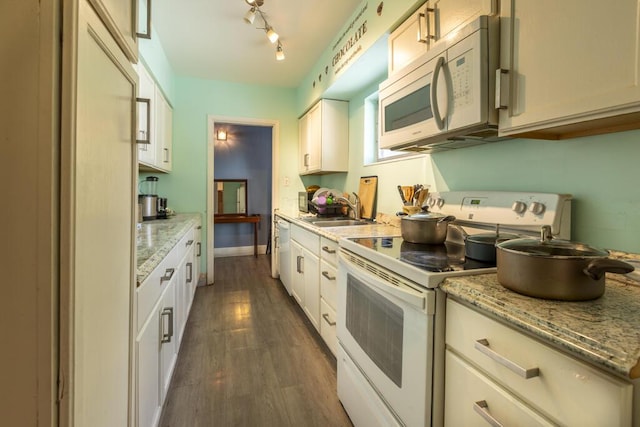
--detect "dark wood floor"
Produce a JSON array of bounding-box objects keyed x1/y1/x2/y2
[{"x1": 159, "y1": 255, "x2": 353, "y2": 427}]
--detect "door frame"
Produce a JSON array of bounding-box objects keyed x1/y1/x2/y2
[{"x1": 206, "y1": 115, "x2": 280, "y2": 284}]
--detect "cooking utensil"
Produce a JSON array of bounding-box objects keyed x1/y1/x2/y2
[
  {"x1": 400, "y1": 211, "x2": 456, "y2": 244},
  {"x1": 402, "y1": 186, "x2": 414, "y2": 206},
  {"x1": 397, "y1": 185, "x2": 407, "y2": 205},
  {"x1": 496, "y1": 225, "x2": 635, "y2": 300},
  {"x1": 464, "y1": 225, "x2": 520, "y2": 263}
]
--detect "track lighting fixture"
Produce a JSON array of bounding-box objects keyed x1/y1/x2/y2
[
  {"x1": 276, "y1": 41, "x2": 285, "y2": 61},
  {"x1": 243, "y1": 0, "x2": 284, "y2": 60}
]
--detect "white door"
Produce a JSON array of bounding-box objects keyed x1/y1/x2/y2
[{"x1": 66, "y1": 0, "x2": 136, "y2": 425}]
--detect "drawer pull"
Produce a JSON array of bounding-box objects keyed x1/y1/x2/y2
[
  {"x1": 322, "y1": 313, "x2": 336, "y2": 326},
  {"x1": 475, "y1": 339, "x2": 539, "y2": 379},
  {"x1": 186, "y1": 239, "x2": 194, "y2": 246},
  {"x1": 196, "y1": 242, "x2": 201, "y2": 257},
  {"x1": 160, "y1": 307, "x2": 174, "y2": 343},
  {"x1": 321, "y1": 271, "x2": 336, "y2": 281},
  {"x1": 473, "y1": 400, "x2": 504, "y2": 427},
  {"x1": 160, "y1": 268, "x2": 175, "y2": 283},
  {"x1": 322, "y1": 246, "x2": 336, "y2": 254},
  {"x1": 187, "y1": 262, "x2": 193, "y2": 283}
]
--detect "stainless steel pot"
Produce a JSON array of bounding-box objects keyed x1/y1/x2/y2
[
  {"x1": 465, "y1": 230, "x2": 520, "y2": 263},
  {"x1": 496, "y1": 226, "x2": 634, "y2": 300},
  {"x1": 400, "y1": 211, "x2": 456, "y2": 244}
]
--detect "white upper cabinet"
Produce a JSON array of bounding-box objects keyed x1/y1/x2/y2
[
  {"x1": 298, "y1": 99, "x2": 349, "y2": 175},
  {"x1": 498, "y1": 0, "x2": 640, "y2": 138},
  {"x1": 137, "y1": 62, "x2": 173, "y2": 173},
  {"x1": 88, "y1": 0, "x2": 138, "y2": 62},
  {"x1": 388, "y1": 0, "x2": 497, "y2": 75}
]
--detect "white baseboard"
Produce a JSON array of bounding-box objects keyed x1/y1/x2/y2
[{"x1": 214, "y1": 245, "x2": 268, "y2": 258}]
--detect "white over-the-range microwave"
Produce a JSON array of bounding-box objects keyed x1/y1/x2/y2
[{"x1": 379, "y1": 15, "x2": 505, "y2": 153}]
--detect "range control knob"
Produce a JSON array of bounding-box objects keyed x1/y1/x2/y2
[
  {"x1": 529, "y1": 202, "x2": 546, "y2": 215},
  {"x1": 512, "y1": 201, "x2": 527, "y2": 214},
  {"x1": 436, "y1": 198, "x2": 445, "y2": 208}
]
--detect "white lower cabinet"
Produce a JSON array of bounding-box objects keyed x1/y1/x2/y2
[
  {"x1": 290, "y1": 224, "x2": 321, "y2": 330},
  {"x1": 445, "y1": 299, "x2": 633, "y2": 426},
  {"x1": 319, "y1": 237, "x2": 339, "y2": 355},
  {"x1": 135, "y1": 223, "x2": 199, "y2": 427}
]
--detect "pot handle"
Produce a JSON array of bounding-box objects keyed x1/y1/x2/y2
[
  {"x1": 583, "y1": 259, "x2": 635, "y2": 281},
  {"x1": 438, "y1": 215, "x2": 456, "y2": 224}
]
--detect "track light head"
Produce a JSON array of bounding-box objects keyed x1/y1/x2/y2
[
  {"x1": 244, "y1": 7, "x2": 256, "y2": 24},
  {"x1": 276, "y1": 42, "x2": 285, "y2": 61},
  {"x1": 266, "y1": 26, "x2": 279, "y2": 43}
]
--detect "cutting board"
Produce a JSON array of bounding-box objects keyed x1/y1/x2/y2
[{"x1": 358, "y1": 176, "x2": 377, "y2": 220}]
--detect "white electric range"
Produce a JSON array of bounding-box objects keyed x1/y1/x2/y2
[{"x1": 337, "y1": 191, "x2": 572, "y2": 427}]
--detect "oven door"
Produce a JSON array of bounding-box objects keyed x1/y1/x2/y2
[{"x1": 337, "y1": 250, "x2": 435, "y2": 427}]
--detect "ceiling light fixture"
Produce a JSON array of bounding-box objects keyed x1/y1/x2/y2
[
  {"x1": 243, "y1": 0, "x2": 284, "y2": 60},
  {"x1": 276, "y1": 41, "x2": 285, "y2": 61}
]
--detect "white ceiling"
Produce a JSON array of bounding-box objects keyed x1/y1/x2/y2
[{"x1": 151, "y1": 0, "x2": 363, "y2": 88}]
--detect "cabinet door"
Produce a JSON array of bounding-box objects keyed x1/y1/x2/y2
[
  {"x1": 137, "y1": 63, "x2": 156, "y2": 166},
  {"x1": 291, "y1": 240, "x2": 305, "y2": 305},
  {"x1": 155, "y1": 87, "x2": 172, "y2": 172},
  {"x1": 136, "y1": 304, "x2": 161, "y2": 427},
  {"x1": 159, "y1": 277, "x2": 177, "y2": 403},
  {"x1": 88, "y1": 0, "x2": 137, "y2": 62},
  {"x1": 499, "y1": 0, "x2": 640, "y2": 137},
  {"x1": 388, "y1": 3, "x2": 430, "y2": 75},
  {"x1": 302, "y1": 246, "x2": 320, "y2": 330},
  {"x1": 298, "y1": 113, "x2": 310, "y2": 174},
  {"x1": 306, "y1": 99, "x2": 323, "y2": 172},
  {"x1": 71, "y1": 1, "x2": 136, "y2": 425},
  {"x1": 431, "y1": 0, "x2": 497, "y2": 41}
]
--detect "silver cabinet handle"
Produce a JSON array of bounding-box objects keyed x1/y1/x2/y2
[
  {"x1": 163, "y1": 148, "x2": 169, "y2": 163},
  {"x1": 186, "y1": 239, "x2": 194, "y2": 246},
  {"x1": 495, "y1": 68, "x2": 510, "y2": 110},
  {"x1": 160, "y1": 268, "x2": 175, "y2": 283},
  {"x1": 322, "y1": 313, "x2": 336, "y2": 326},
  {"x1": 321, "y1": 271, "x2": 335, "y2": 281},
  {"x1": 417, "y1": 3, "x2": 436, "y2": 43},
  {"x1": 160, "y1": 307, "x2": 174, "y2": 343},
  {"x1": 431, "y1": 56, "x2": 446, "y2": 130},
  {"x1": 187, "y1": 262, "x2": 193, "y2": 283},
  {"x1": 473, "y1": 400, "x2": 504, "y2": 427},
  {"x1": 475, "y1": 339, "x2": 540, "y2": 379},
  {"x1": 304, "y1": 153, "x2": 310, "y2": 167},
  {"x1": 196, "y1": 242, "x2": 201, "y2": 257},
  {"x1": 136, "y1": 0, "x2": 152, "y2": 39},
  {"x1": 321, "y1": 246, "x2": 336, "y2": 254},
  {"x1": 136, "y1": 97, "x2": 151, "y2": 144},
  {"x1": 196, "y1": 225, "x2": 202, "y2": 230}
]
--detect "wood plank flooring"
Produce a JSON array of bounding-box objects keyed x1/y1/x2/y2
[{"x1": 159, "y1": 255, "x2": 353, "y2": 427}]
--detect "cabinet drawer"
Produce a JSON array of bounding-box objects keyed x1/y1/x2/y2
[
  {"x1": 320, "y1": 237, "x2": 338, "y2": 266},
  {"x1": 291, "y1": 224, "x2": 319, "y2": 255},
  {"x1": 175, "y1": 227, "x2": 195, "y2": 261},
  {"x1": 320, "y1": 298, "x2": 337, "y2": 356},
  {"x1": 137, "y1": 256, "x2": 176, "y2": 333},
  {"x1": 446, "y1": 299, "x2": 633, "y2": 426},
  {"x1": 445, "y1": 350, "x2": 553, "y2": 426},
  {"x1": 320, "y1": 260, "x2": 337, "y2": 310}
]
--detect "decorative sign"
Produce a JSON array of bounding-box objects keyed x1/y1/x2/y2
[{"x1": 330, "y1": 2, "x2": 371, "y2": 76}]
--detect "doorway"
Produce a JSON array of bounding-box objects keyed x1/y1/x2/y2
[{"x1": 206, "y1": 115, "x2": 280, "y2": 284}]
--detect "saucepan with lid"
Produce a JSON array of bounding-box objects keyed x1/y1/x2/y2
[
  {"x1": 399, "y1": 210, "x2": 456, "y2": 244},
  {"x1": 496, "y1": 225, "x2": 634, "y2": 300}
]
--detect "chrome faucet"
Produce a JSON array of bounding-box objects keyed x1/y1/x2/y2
[{"x1": 335, "y1": 192, "x2": 361, "y2": 220}]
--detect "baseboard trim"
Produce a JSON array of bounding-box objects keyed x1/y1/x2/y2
[{"x1": 214, "y1": 245, "x2": 268, "y2": 258}]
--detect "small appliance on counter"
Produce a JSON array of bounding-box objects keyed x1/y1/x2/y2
[
  {"x1": 156, "y1": 197, "x2": 168, "y2": 219},
  {"x1": 138, "y1": 176, "x2": 159, "y2": 220}
]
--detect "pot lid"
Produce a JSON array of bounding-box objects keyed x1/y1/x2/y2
[
  {"x1": 496, "y1": 237, "x2": 609, "y2": 258},
  {"x1": 404, "y1": 211, "x2": 455, "y2": 222},
  {"x1": 467, "y1": 233, "x2": 520, "y2": 245}
]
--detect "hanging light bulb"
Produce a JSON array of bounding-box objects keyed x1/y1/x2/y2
[
  {"x1": 276, "y1": 42, "x2": 285, "y2": 61},
  {"x1": 244, "y1": 7, "x2": 256, "y2": 24},
  {"x1": 266, "y1": 26, "x2": 279, "y2": 43}
]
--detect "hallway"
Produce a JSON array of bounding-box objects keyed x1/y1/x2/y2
[{"x1": 159, "y1": 255, "x2": 352, "y2": 426}]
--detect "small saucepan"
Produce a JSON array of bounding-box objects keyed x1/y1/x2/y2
[
  {"x1": 496, "y1": 226, "x2": 635, "y2": 301},
  {"x1": 465, "y1": 228, "x2": 520, "y2": 264}
]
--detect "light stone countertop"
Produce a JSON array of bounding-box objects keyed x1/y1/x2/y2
[
  {"x1": 275, "y1": 210, "x2": 402, "y2": 241},
  {"x1": 441, "y1": 262, "x2": 640, "y2": 380},
  {"x1": 136, "y1": 213, "x2": 202, "y2": 286}
]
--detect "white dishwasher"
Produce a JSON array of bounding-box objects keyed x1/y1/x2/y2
[{"x1": 276, "y1": 219, "x2": 292, "y2": 295}]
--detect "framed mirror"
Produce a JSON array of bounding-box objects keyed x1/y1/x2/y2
[{"x1": 214, "y1": 179, "x2": 247, "y2": 215}]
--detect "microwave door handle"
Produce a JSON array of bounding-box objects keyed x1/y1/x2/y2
[{"x1": 431, "y1": 56, "x2": 446, "y2": 130}]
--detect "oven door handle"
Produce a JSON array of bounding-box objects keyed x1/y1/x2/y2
[{"x1": 341, "y1": 257, "x2": 426, "y2": 310}]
